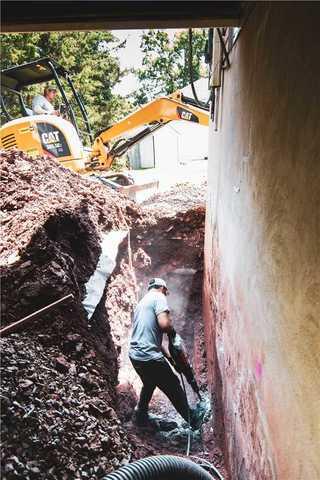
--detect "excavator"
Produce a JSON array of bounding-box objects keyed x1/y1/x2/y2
[{"x1": 0, "y1": 57, "x2": 209, "y2": 194}]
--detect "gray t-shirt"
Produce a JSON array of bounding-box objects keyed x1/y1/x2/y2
[{"x1": 129, "y1": 290, "x2": 169, "y2": 361}]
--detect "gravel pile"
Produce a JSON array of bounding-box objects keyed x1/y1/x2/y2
[{"x1": 141, "y1": 182, "x2": 207, "y2": 218}]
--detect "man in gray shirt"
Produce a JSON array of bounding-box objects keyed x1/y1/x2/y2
[{"x1": 129, "y1": 278, "x2": 203, "y2": 429}]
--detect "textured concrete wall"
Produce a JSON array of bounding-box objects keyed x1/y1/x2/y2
[{"x1": 204, "y1": 3, "x2": 320, "y2": 479}]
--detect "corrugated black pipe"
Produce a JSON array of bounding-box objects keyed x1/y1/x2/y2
[{"x1": 101, "y1": 455, "x2": 214, "y2": 480}]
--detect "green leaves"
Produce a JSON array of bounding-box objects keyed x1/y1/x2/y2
[
  {"x1": 1, "y1": 32, "x2": 132, "y2": 133},
  {"x1": 132, "y1": 29, "x2": 208, "y2": 105}
]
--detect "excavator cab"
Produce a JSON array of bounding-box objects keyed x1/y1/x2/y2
[{"x1": 0, "y1": 57, "x2": 93, "y2": 172}]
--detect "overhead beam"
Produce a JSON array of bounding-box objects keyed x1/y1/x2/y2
[{"x1": 1, "y1": 1, "x2": 242, "y2": 33}]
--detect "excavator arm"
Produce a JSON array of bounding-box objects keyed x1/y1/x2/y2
[{"x1": 86, "y1": 91, "x2": 209, "y2": 171}]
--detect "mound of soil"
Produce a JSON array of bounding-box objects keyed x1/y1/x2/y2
[
  {"x1": 1, "y1": 151, "x2": 228, "y2": 478},
  {"x1": 0, "y1": 151, "x2": 146, "y2": 478},
  {"x1": 1, "y1": 332, "x2": 130, "y2": 479},
  {"x1": 0, "y1": 150, "x2": 147, "y2": 326}
]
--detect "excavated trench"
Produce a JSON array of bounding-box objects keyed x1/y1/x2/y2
[
  {"x1": 0, "y1": 151, "x2": 229, "y2": 479},
  {"x1": 107, "y1": 199, "x2": 229, "y2": 479}
]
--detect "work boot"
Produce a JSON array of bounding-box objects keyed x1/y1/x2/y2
[{"x1": 133, "y1": 407, "x2": 159, "y2": 429}]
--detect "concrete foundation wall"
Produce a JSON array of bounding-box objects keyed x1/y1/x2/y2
[{"x1": 204, "y1": 4, "x2": 320, "y2": 479}]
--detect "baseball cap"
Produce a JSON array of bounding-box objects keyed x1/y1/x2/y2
[{"x1": 148, "y1": 278, "x2": 167, "y2": 290}]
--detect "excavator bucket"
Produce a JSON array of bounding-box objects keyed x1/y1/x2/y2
[{"x1": 89, "y1": 172, "x2": 159, "y2": 201}]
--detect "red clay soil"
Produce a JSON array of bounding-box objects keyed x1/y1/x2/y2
[
  {"x1": 0, "y1": 151, "x2": 146, "y2": 478},
  {"x1": 108, "y1": 186, "x2": 230, "y2": 478},
  {"x1": 1, "y1": 151, "x2": 228, "y2": 479}
]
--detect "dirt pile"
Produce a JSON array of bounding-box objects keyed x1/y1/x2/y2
[
  {"x1": 0, "y1": 150, "x2": 146, "y2": 478},
  {"x1": 1, "y1": 152, "x2": 228, "y2": 477},
  {"x1": 1, "y1": 333, "x2": 130, "y2": 478},
  {"x1": 0, "y1": 150, "x2": 147, "y2": 326}
]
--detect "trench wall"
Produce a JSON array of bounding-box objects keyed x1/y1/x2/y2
[{"x1": 204, "y1": 3, "x2": 320, "y2": 479}]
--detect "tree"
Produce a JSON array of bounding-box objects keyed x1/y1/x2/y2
[
  {"x1": 132, "y1": 29, "x2": 208, "y2": 105},
  {"x1": 1, "y1": 32, "x2": 132, "y2": 134}
]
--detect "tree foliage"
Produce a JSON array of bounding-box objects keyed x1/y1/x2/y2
[
  {"x1": 1, "y1": 32, "x2": 132, "y2": 133},
  {"x1": 133, "y1": 29, "x2": 208, "y2": 105}
]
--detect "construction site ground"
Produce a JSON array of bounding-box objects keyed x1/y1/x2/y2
[
  {"x1": 130, "y1": 158, "x2": 207, "y2": 203},
  {"x1": 0, "y1": 151, "x2": 228, "y2": 479}
]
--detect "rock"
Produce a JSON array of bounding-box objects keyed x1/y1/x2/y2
[
  {"x1": 7, "y1": 366, "x2": 18, "y2": 372},
  {"x1": 158, "y1": 419, "x2": 179, "y2": 432},
  {"x1": 133, "y1": 248, "x2": 151, "y2": 270},
  {"x1": 116, "y1": 382, "x2": 138, "y2": 422},
  {"x1": 87, "y1": 400, "x2": 109, "y2": 417},
  {"x1": 18, "y1": 282, "x2": 42, "y2": 298},
  {"x1": 66, "y1": 334, "x2": 82, "y2": 343},
  {"x1": 100, "y1": 435, "x2": 111, "y2": 448},
  {"x1": 30, "y1": 466, "x2": 41, "y2": 474},
  {"x1": 55, "y1": 356, "x2": 71, "y2": 373},
  {"x1": 19, "y1": 260, "x2": 32, "y2": 270},
  {"x1": 4, "y1": 463, "x2": 15, "y2": 473},
  {"x1": 18, "y1": 379, "x2": 34, "y2": 389},
  {"x1": 79, "y1": 373, "x2": 99, "y2": 391}
]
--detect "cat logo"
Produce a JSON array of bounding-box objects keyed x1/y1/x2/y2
[
  {"x1": 176, "y1": 107, "x2": 199, "y2": 123},
  {"x1": 41, "y1": 130, "x2": 60, "y2": 144},
  {"x1": 181, "y1": 110, "x2": 192, "y2": 121},
  {"x1": 37, "y1": 123, "x2": 70, "y2": 157}
]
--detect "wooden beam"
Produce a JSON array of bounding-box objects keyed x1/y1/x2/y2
[{"x1": 2, "y1": 1, "x2": 242, "y2": 33}]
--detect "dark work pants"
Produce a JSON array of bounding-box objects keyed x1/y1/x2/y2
[{"x1": 130, "y1": 357, "x2": 190, "y2": 422}]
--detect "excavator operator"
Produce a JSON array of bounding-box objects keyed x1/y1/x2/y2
[
  {"x1": 32, "y1": 86, "x2": 60, "y2": 116},
  {"x1": 129, "y1": 278, "x2": 205, "y2": 430}
]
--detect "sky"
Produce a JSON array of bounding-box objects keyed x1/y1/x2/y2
[
  {"x1": 112, "y1": 29, "x2": 179, "y2": 97},
  {"x1": 112, "y1": 30, "x2": 143, "y2": 96}
]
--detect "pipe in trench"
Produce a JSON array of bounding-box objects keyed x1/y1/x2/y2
[{"x1": 101, "y1": 454, "x2": 214, "y2": 480}]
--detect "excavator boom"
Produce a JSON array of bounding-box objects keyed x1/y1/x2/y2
[{"x1": 88, "y1": 91, "x2": 209, "y2": 171}]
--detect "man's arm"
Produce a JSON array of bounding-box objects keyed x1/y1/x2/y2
[
  {"x1": 157, "y1": 311, "x2": 175, "y2": 334},
  {"x1": 158, "y1": 312, "x2": 182, "y2": 371}
]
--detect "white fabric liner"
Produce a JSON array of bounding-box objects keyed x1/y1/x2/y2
[{"x1": 83, "y1": 230, "x2": 128, "y2": 319}]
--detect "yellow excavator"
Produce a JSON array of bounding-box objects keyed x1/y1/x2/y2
[{"x1": 0, "y1": 58, "x2": 209, "y2": 192}]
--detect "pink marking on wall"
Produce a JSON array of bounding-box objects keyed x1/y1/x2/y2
[{"x1": 255, "y1": 359, "x2": 263, "y2": 381}]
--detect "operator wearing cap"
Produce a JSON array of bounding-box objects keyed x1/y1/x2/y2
[
  {"x1": 32, "y1": 87, "x2": 59, "y2": 116},
  {"x1": 129, "y1": 278, "x2": 202, "y2": 429}
]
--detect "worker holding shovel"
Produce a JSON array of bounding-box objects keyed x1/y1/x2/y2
[{"x1": 129, "y1": 278, "x2": 205, "y2": 430}]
